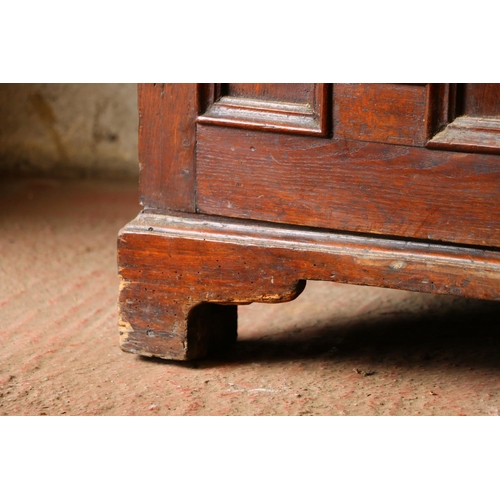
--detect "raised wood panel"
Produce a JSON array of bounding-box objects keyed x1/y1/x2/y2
[
  {"x1": 196, "y1": 125, "x2": 500, "y2": 248},
  {"x1": 197, "y1": 83, "x2": 330, "y2": 137},
  {"x1": 333, "y1": 84, "x2": 430, "y2": 146},
  {"x1": 428, "y1": 116, "x2": 500, "y2": 154},
  {"x1": 427, "y1": 83, "x2": 500, "y2": 154}
]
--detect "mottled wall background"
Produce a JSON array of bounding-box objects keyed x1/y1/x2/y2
[{"x1": 0, "y1": 84, "x2": 138, "y2": 178}]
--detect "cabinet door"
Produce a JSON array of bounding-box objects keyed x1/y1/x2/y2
[{"x1": 139, "y1": 84, "x2": 500, "y2": 248}]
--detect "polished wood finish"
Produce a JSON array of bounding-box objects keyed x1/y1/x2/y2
[
  {"x1": 138, "y1": 83, "x2": 197, "y2": 211},
  {"x1": 196, "y1": 126, "x2": 500, "y2": 247},
  {"x1": 121, "y1": 83, "x2": 500, "y2": 360},
  {"x1": 333, "y1": 83, "x2": 429, "y2": 146},
  {"x1": 119, "y1": 212, "x2": 500, "y2": 360},
  {"x1": 461, "y1": 83, "x2": 500, "y2": 117},
  {"x1": 224, "y1": 83, "x2": 315, "y2": 103},
  {"x1": 198, "y1": 83, "x2": 330, "y2": 136},
  {"x1": 427, "y1": 83, "x2": 500, "y2": 154}
]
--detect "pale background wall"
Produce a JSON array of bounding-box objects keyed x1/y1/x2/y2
[{"x1": 0, "y1": 84, "x2": 139, "y2": 178}]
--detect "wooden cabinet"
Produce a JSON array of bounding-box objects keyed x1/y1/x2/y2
[{"x1": 118, "y1": 84, "x2": 500, "y2": 360}]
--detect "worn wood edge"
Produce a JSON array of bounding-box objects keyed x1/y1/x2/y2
[
  {"x1": 118, "y1": 278, "x2": 245, "y2": 361},
  {"x1": 208, "y1": 96, "x2": 316, "y2": 115},
  {"x1": 117, "y1": 212, "x2": 500, "y2": 360},
  {"x1": 427, "y1": 116, "x2": 500, "y2": 154},
  {"x1": 123, "y1": 212, "x2": 500, "y2": 300},
  {"x1": 198, "y1": 84, "x2": 330, "y2": 137},
  {"x1": 197, "y1": 96, "x2": 325, "y2": 137},
  {"x1": 118, "y1": 214, "x2": 307, "y2": 360}
]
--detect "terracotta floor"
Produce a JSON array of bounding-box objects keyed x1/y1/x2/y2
[{"x1": 1, "y1": 177, "x2": 500, "y2": 416}]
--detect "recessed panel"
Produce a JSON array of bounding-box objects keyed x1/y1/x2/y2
[
  {"x1": 427, "y1": 83, "x2": 500, "y2": 154},
  {"x1": 225, "y1": 84, "x2": 315, "y2": 104},
  {"x1": 197, "y1": 83, "x2": 330, "y2": 137},
  {"x1": 461, "y1": 84, "x2": 500, "y2": 117}
]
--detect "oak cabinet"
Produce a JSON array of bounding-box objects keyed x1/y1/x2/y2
[{"x1": 118, "y1": 84, "x2": 500, "y2": 360}]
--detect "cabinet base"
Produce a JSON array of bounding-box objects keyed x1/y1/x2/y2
[{"x1": 118, "y1": 212, "x2": 500, "y2": 360}]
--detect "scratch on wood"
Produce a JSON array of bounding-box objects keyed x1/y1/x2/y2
[{"x1": 270, "y1": 153, "x2": 281, "y2": 164}]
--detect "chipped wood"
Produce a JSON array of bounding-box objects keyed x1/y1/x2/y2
[
  {"x1": 118, "y1": 213, "x2": 500, "y2": 360},
  {"x1": 121, "y1": 83, "x2": 500, "y2": 361}
]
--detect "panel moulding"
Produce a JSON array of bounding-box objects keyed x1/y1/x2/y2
[{"x1": 197, "y1": 83, "x2": 331, "y2": 137}]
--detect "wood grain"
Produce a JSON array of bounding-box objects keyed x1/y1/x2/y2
[
  {"x1": 123, "y1": 83, "x2": 500, "y2": 361},
  {"x1": 138, "y1": 83, "x2": 197, "y2": 211},
  {"x1": 460, "y1": 84, "x2": 500, "y2": 117},
  {"x1": 118, "y1": 212, "x2": 500, "y2": 359},
  {"x1": 196, "y1": 125, "x2": 500, "y2": 247},
  {"x1": 224, "y1": 83, "x2": 315, "y2": 103},
  {"x1": 427, "y1": 83, "x2": 500, "y2": 154},
  {"x1": 428, "y1": 115, "x2": 500, "y2": 154},
  {"x1": 198, "y1": 83, "x2": 330, "y2": 137},
  {"x1": 334, "y1": 84, "x2": 429, "y2": 146}
]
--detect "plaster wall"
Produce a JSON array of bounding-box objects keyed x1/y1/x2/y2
[{"x1": 0, "y1": 84, "x2": 139, "y2": 178}]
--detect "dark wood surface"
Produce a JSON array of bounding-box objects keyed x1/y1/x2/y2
[
  {"x1": 120, "y1": 83, "x2": 500, "y2": 359},
  {"x1": 119, "y1": 212, "x2": 500, "y2": 360},
  {"x1": 333, "y1": 83, "x2": 429, "y2": 146},
  {"x1": 461, "y1": 83, "x2": 500, "y2": 117},
  {"x1": 138, "y1": 83, "x2": 197, "y2": 212},
  {"x1": 223, "y1": 83, "x2": 315, "y2": 103},
  {"x1": 427, "y1": 83, "x2": 500, "y2": 154},
  {"x1": 197, "y1": 83, "x2": 329, "y2": 136},
  {"x1": 196, "y1": 126, "x2": 500, "y2": 247}
]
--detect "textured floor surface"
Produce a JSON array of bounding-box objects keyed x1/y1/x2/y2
[{"x1": 1, "y1": 177, "x2": 500, "y2": 416}]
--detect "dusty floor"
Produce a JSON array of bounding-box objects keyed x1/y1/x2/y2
[{"x1": 1, "y1": 177, "x2": 500, "y2": 416}]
